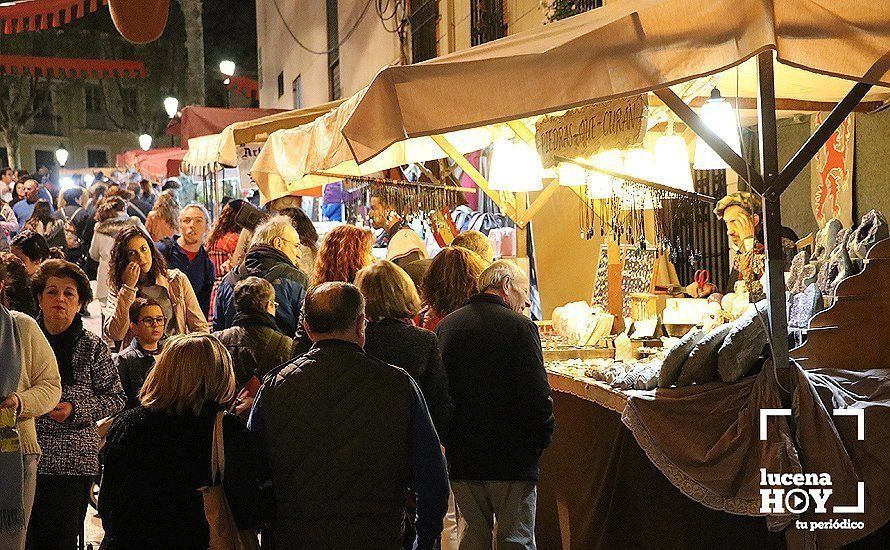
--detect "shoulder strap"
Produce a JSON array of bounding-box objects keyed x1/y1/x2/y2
[{"x1": 210, "y1": 410, "x2": 226, "y2": 482}]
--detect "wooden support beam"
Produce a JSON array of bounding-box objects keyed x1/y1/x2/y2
[
  {"x1": 654, "y1": 87, "x2": 763, "y2": 191},
  {"x1": 506, "y1": 119, "x2": 536, "y2": 144},
  {"x1": 650, "y1": 95, "x2": 884, "y2": 113},
  {"x1": 431, "y1": 134, "x2": 517, "y2": 220},
  {"x1": 516, "y1": 178, "x2": 561, "y2": 226},
  {"x1": 776, "y1": 82, "x2": 874, "y2": 194},
  {"x1": 757, "y1": 52, "x2": 791, "y2": 380}
]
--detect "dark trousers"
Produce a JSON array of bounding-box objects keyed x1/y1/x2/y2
[{"x1": 27, "y1": 474, "x2": 92, "y2": 550}]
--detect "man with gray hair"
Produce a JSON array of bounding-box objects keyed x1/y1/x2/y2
[
  {"x1": 156, "y1": 203, "x2": 215, "y2": 315},
  {"x1": 435, "y1": 260, "x2": 554, "y2": 550},
  {"x1": 249, "y1": 282, "x2": 449, "y2": 549},
  {"x1": 213, "y1": 214, "x2": 308, "y2": 337}
]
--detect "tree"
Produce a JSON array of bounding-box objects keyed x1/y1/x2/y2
[
  {"x1": 0, "y1": 75, "x2": 53, "y2": 168},
  {"x1": 176, "y1": 0, "x2": 205, "y2": 106}
]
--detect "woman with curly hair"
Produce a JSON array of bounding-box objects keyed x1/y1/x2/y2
[
  {"x1": 0, "y1": 251, "x2": 38, "y2": 317},
  {"x1": 418, "y1": 246, "x2": 488, "y2": 331},
  {"x1": 145, "y1": 189, "x2": 179, "y2": 242},
  {"x1": 103, "y1": 225, "x2": 209, "y2": 346},
  {"x1": 312, "y1": 225, "x2": 374, "y2": 286}
]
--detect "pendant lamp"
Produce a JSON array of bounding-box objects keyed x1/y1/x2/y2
[
  {"x1": 654, "y1": 132, "x2": 695, "y2": 192},
  {"x1": 488, "y1": 139, "x2": 544, "y2": 192},
  {"x1": 557, "y1": 161, "x2": 586, "y2": 187},
  {"x1": 693, "y1": 88, "x2": 742, "y2": 170},
  {"x1": 623, "y1": 148, "x2": 657, "y2": 209}
]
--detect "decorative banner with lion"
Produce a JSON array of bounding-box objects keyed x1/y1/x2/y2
[{"x1": 810, "y1": 112, "x2": 854, "y2": 229}]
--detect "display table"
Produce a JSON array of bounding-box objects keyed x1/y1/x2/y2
[{"x1": 537, "y1": 370, "x2": 785, "y2": 549}]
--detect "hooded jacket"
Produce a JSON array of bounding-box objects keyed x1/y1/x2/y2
[
  {"x1": 213, "y1": 245, "x2": 308, "y2": 337},
  {"x1": 89, "y1": 213, "x2": 142, "y2": 302}
]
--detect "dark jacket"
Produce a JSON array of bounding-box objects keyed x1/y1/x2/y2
[
  {"x1": 99, "y1": 405, "x2": 261, "y2": 550},
  {"x1": 214, "y1": 245, "x2": 308, "y2": 337},
  {"x1": 113, "y1": 341, "x2": 159, "y2": 410},
  {"x1": 364, "y1": 318, "x2": 451, "y2": 440},
  {"x1": 157, "y1": 237, "x2": 215, "y2": 317},
  {"x1": 435, "y1": 293, "x2": 554, "y2": 481},
  {"x1": 213, "y1": 311, "x2": 292, "y2": 386},
  {"x1": 250, "y1": 339, "x2": 448, "y2": 550}
]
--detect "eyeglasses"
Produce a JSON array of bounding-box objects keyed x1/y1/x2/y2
[{"x1": 139, "y1": 316, "x2": 167, "y2": 327}]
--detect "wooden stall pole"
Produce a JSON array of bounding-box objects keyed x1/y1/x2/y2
[
  {"x1": 606, "y1": 237, "x2": 625, "y2": 334},
  {"x1": 756, "y1": 53, "x2": 791, "y2": 383}
]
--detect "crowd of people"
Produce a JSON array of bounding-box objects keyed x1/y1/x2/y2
[{"x1": 0, "y1": 168, "x2": 554, "y2": 550}]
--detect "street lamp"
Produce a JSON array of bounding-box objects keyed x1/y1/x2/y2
[
  {"x1": 139, "y1": 134, "x2": 153, "y2": 151},
  {"x1": 220, "y1": 60, "x2": 235, "y2": 108},
  {"x1": 163, "y1": 96, "x2": 179, "y2": 119},
  {"x1": 55, "y1": 144, "x2": 69, "y2": 167}
]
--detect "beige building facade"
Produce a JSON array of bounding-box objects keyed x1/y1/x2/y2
[{"x1": 255, "y1": 0, "x2": 551, "y2": 109}]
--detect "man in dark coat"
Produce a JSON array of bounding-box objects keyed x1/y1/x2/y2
[
  {"x1": 213, "y1": 276, "x2": 291, "y2": 416},
  {"x1": 249, "y1": 282, "x2": 448, "y2": 549},
  {"x1": 435, "y1": 260, "x2": 554, "y2": 550},
  {"x1": 156, "y1": 204, "x2": 215, "y2": 316},
  {"x1": 214, "y1": 215, "x2": 308, "y2": 337}
]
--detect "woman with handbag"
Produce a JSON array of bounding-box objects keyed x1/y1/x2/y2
[{"x1": 99, "y1": 333, "x2": 261, "y2": 549}]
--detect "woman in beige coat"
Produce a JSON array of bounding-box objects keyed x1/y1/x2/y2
[
  {"x1": 102, "y1": 225, "x2": 209, "y2": 346},
  {"x1": 0, "y1": 263, "x2": 62, "y2": 550}
]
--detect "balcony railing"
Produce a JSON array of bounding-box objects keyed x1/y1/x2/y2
[{"x1": 471, "y1": 0, "x2": 506, "y2": 46}]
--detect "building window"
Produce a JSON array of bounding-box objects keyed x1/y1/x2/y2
[
  {"x1": 547, "y1": 0, "x2": 603, "y2": 22},
  {"x1": 471, "y1": 0, "x2": 506, "y2": 46},
  {"x1": 84, "y1": 84, "x2": 107, "y2": 130},
  {"x1": 30, "y1": 89, "x2": 60, "y2": 135},
  {"x1": 277, "y1": 71, "x2": 285, "y2": 98},
  {"x1": 410, "y1": 0, "x2": 439, "y2": 63},
  {"x1": 327, "y1": 0, "x2": 341, "y2": 100},
  {"x1": 120, "y1": 88, "x2": 138, "y2": 116},
  {"x1": 87, "y1": 149, "x2": 108, "y2": 168},
  {"x1": 292, "y1": 75, "x2": 303, "y2": 109}
]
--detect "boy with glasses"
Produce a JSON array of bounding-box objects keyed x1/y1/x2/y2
[{"x1": 114, "y1": 298, "x2": 166, "y2": 409}]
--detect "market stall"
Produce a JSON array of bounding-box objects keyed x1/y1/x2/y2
[{"x1": 325, "y1": 0, "x2": 890, "y2": 547}]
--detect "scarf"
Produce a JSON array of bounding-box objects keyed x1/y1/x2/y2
[
  {"x1": 38, "y1": 314, "x2": 84, "y2": 386},
  {"x1": 0, "y1": 305, "x2": 24, "y2": 533}
]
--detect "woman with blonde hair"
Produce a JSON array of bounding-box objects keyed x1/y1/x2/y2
[
  {"x1": 98, "y1": 333, "x2": 260, "y2": 549},
  {"x1": 418, "y1": 246, "x2": 488, "y2": 331},
  {"x1": 312, "y1": 224, "x2": 374, "y2": 285},
  {"x1": 355, "y1": 260, "x2": 450, "y2": 436},
  {"x1": 145, "y1": 189, "x2": 179, "y2": 242}
]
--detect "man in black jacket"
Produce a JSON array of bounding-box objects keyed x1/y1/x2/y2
[
  {"x1": 249, "y1": 282, "x2": 448, "y2": 549},
  {"x1": 436, "y1": 260, "x2": 554, "y2": 550}
]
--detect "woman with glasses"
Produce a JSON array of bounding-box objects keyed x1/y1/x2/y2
[
  {"x1": 103, "y1": 225, "x2": 209, "y2": 347},
  {"x1": 28, "y1": 259, "x2": 125, "y2": 549}
]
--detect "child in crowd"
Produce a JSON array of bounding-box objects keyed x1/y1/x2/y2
[{"x1": 114, "y1": 298, "x2": 166, "y2": 409}]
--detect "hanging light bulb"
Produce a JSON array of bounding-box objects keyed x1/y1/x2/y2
[
  {"x1": 654, "y1": 130, "x2": 695, "y2": 192},
  {"x1": 557, "y1": 161, "x2": 586, "y2": 187},
  {"x1": 488, "y1": 139, "x2": 544, "y2": 192},
  {"x1": 139, "y1": 134, "x2": 153, "y2": 151},
  {"x1": 586, "y1": 149, "x2": 623, "y2": 199},
  {"x1": 55, "y1": 144, "x2": 69, "y2": 167},
  {"x1": 624, "y1": 148, "x2": 656, "y2": 181},
  {"x1": 693, "y1": 87, "x2": 742, "y2": 170},
  {"x1": 163, "y1": 97, "x2": 179, "y2": 119}
]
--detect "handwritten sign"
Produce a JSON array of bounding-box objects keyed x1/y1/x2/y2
[
  {"x1": 237, "y1": 142, "x2": 263, "y2": 190},
  {"x1": 535, "y1": 95, "x2": 648, "y2": 168}
]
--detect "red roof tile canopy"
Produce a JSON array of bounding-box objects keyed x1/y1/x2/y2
[
  {"x1": 0, "y1": 53, "x2": 145, "y2": 78},
  {"x1": 0, "y1": 0, "x2": 106, "y2": 34}
]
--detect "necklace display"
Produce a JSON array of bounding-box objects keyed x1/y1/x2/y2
[{"x1": 343, "y1": 175, "x2": 469, "y2": 226}]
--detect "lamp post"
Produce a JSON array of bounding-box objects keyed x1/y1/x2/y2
[
  {"x1": 219, "y1": 60, "x2": 235, "y2": 108},
  {"x1": 55, "y1": 144, "x2": 69, "y2": 168},
  {"x1": 164, "y1": 96, "x2": 179, "y2": 146}
]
